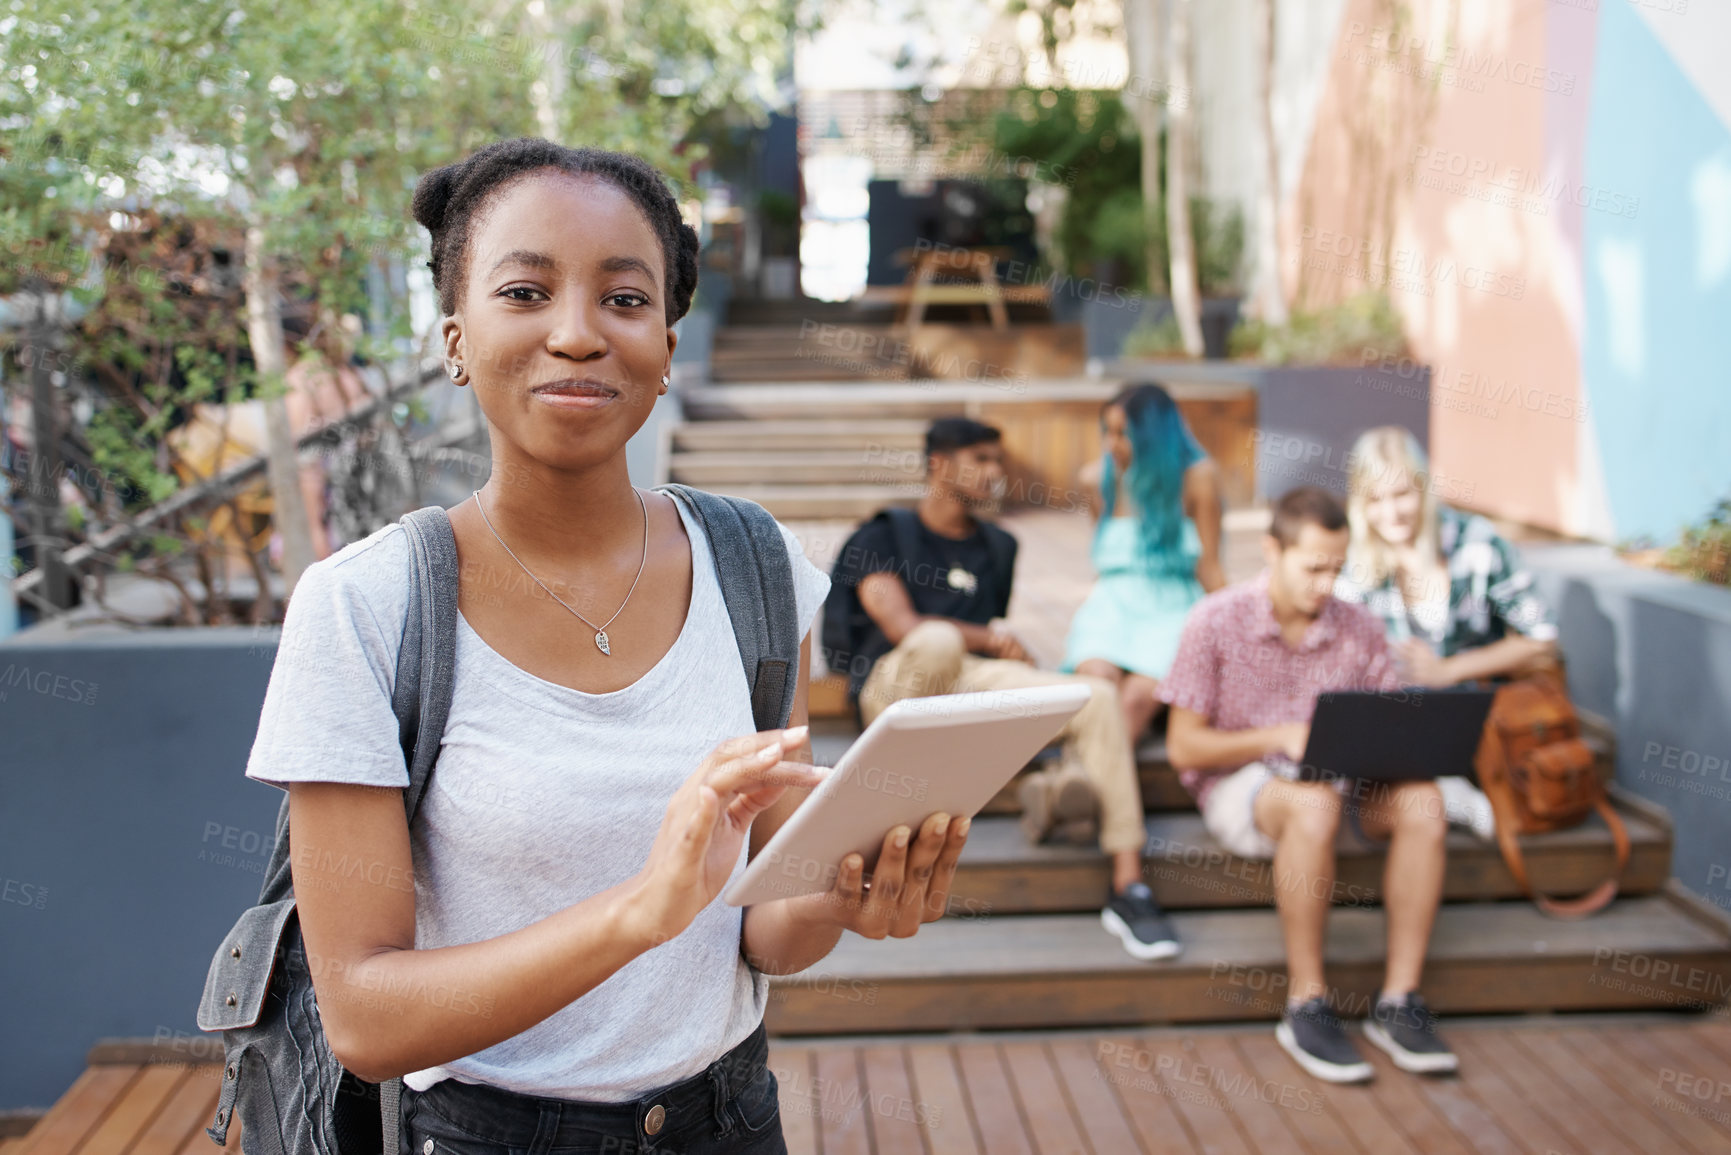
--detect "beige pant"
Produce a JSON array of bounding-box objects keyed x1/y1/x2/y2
[{"x1": 858, "y1": 620, "x2": 1145, "y2": 855}]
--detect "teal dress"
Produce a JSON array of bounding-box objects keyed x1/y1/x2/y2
[{"x1": 1060, "y1": 499, "x2": 1204, "y2": 680}]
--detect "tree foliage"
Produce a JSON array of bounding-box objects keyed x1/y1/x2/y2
[{"x1": 1, "y1": 0, "x2": 797, "y2": 622}]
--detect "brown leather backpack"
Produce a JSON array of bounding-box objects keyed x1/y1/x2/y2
[{"x1": 1473, "y1": 667, "x2": 1629, "y2": 918}]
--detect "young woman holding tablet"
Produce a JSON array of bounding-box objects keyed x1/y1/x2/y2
[{"x1": 244, "y1": 138, "x2": 970, "y2": 1154}]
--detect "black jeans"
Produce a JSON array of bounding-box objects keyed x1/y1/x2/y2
[{"x1": 400, "y1": 1023, "x2": 786, "y2": 1155}]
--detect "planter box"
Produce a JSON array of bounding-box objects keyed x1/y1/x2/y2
[
  {"x1": 1052, "y1": 288, "x2": 1244, "y2": 363},
  {"x1": 0, "y1": 626, "x2": 282, "y2": 1111},
  {"x1": 1524, "y1": 546, "x2": 1731, "y2": 912}
]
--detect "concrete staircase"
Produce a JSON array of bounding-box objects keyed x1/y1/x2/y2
[
  {"x1": 666, "y1": 294, "x2": 1107, "y2": 521},
  {"x1": 765, "y1": 724, "x2": 1731, "y2": 1035},
  {"x1": 667, "y1": 415, "x2": 927, "y2": 521},
  {"x1": 707, "y1": 297, "x2": 903, "y2": 385},
  {"x1": 665, "y1": 380, "x2": 1132, "y2": 520}
]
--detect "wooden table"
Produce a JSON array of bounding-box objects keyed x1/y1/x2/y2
[{"x1": 858, "y1": 246, "x2": 1051, "y2": 332}]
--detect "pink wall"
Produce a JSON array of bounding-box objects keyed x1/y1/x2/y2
[{"x1": 1284, "y1": 0, "x2": 1597, "y2": 535}]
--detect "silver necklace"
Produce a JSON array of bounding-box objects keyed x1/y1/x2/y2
[{"x1": 471, "y1": 487, "x2": 648, "y2": 656}]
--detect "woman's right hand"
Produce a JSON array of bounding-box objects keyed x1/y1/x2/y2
[{"x1": 626, "y1": 727, "x2": 824, "y2": 949}]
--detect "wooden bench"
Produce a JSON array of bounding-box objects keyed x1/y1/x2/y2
[{"x1": 5, "y1": 1046, "x2": 232, "y2": 1155}]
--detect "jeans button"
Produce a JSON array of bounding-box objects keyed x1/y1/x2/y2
[{"x1": 644, "y1": 1103, "x2": 666, "y2": 1135}]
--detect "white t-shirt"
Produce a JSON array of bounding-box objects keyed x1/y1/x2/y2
[{"x1": 244, "y1": 495, "x2": 831, "y2": 1100}]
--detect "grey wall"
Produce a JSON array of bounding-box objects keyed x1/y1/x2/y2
[
  {"x1": 1255, "y1": 365, "x2": 1433, "y2": 502},
  {"x1": 1525, "y1": 545, "x2": 1731, "y2": 912},
  {"x1": 0, "y1": 627, "x2": 284, "y2": 1110}
]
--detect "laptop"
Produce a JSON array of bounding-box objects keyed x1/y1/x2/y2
[{"x1": 1296, "y1": 687, "x2": 1497, "y2": 783}]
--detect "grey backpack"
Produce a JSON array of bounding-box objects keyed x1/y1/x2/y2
[{"x1": 196, "y1": 484, "x2": 802, "y2": 1155}]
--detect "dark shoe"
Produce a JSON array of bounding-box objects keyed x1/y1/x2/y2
[
  {"x1": 1363, "y1": 992, "x2": 1459, "y2": 1074},
  {"x1": 1100, "y1": 881, "x2": 1181, "y2": 961},
  {"x1": 1018, "y1": 767, "x2": 1096, "y2": 844},
  {"x1": 1277, "y1": 997, "x2": 1374, "y2": 1083}
]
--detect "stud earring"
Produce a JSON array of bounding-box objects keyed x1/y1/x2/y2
[
  {"x1": 449, "y1": 363, "x2": 464, "y2": 382},
  {"x1": 660, "y1": 374, "x2": 670, "y2": 387}
]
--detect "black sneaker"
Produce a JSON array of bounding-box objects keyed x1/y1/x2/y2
[
  {"x1": 1363, "y1": 992, "x2": 1459, "y2": 1074},
  {"x1": 1276, "y1": 997, "x2": 1374, "y2": 1083},
  {"x1": 1100, "y1": 881, "x2": 1181, "y2": 961}
]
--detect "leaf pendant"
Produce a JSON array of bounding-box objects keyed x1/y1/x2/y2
[{"x1": 595, "y1": 629, "x2": 611, "y2": 655}]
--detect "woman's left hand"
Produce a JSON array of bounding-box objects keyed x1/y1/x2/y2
[{"x1": 787, "y1": 811, "x2": 971, "y2": 939}]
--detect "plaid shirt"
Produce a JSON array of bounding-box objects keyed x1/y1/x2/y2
[
  {"x1": 1334, "y1": 505, "x2": 1558, "y2": 656},
  {"x1": 1157, "y1": 573, "x2": 1404, "y2": 811}
]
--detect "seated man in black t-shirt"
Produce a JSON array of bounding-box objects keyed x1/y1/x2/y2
[{"x1": 823, "y1": 418, "x2": 1179, "y2": 961}]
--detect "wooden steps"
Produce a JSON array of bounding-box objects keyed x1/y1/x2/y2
[
  {"x1": 721, "y1": 297, "x2": 892, "y2": 326},
  {"x1": 951, "y1": 800, "x2": 1671, "y2": 915},
  {"x1": 666, "y1": 419, "x2": 930, "y2": 516},
  {"x1": 765, "y1": 886, "x2": 1731, "y2": 1034},
  {"x1": 770, "y1": 714, "x2": 1731, "y2": 1036},
  {"x1": 665, "y1": 379, "x2": 1119, "y2": 519},
  {"x1": 672, "y1": 483, "x2": 918, "y2": 520},
  {"x1": 663, "y1": 377, "x2": 1253, "y2": 521},
  {"x1": 979, "y1": 719, "x2": 1620, "y2": 816},
  {"x1": 981, "y1": 740, "x2": 1196, "y2": 814},
  {"x1": 710, "y1": 324, "x2": 912, "y2": 383},
  {"x1": 669, "y1": 451, "x2": 928, "y2": 487},
  {"x1": 670, "y1": 418, "x2": 929, "y2": 453},
  {"x1": 678, "y1": 327, "x2": 1731, "y2": 1040},
  {"x1": 679, "y1": 379, "x2": 1117, "y2": 421}
]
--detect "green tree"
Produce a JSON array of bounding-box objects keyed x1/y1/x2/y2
[
  {"x1": 4, "y1": 0, "x2": 537, "y2": 594},
  {"x1": 3, "y1": 0, "x2": 797, "y2": 606}
]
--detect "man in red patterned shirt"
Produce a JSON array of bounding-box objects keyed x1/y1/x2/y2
[{"x1": 1159, "y1": 486, "x2": 1456, "y2": 1084}]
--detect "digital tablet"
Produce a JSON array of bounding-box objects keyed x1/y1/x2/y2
[{"x1": 722, "y1": 683, "x2": 1092, "y2": 907}]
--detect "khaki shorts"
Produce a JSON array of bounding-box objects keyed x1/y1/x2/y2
[{"x1": 1200, "y1": 761, "x2": 1384, "y2": 861}]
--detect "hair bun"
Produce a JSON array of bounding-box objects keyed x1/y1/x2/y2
[{"x1": 412, "y1": 163, "x2": 462, "y2": 234}]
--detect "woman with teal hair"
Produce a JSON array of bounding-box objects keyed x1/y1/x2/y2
[{"x1": 1064, "y1": 382, "x2": 1226, "y2": 742}]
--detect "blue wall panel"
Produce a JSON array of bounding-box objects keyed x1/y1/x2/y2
[{"x1": 1582, "y1": 1, "x2": 1731, "y2": 541}]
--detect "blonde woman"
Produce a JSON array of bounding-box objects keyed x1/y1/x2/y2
[{"x1": 1335, "y1": 427, "x2": 1560, "y2": 839}]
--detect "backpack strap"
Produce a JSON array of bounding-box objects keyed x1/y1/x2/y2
[
  {"x1": 883, "y1": 507, "x2": 922, "y2": 583},
  {"x1": 393, "y1": 505, "x2": 461, "y2": 824},
  {"x1": 250, "y1": 506, "x2": 460, "y2": 910},
  {"x1": 655, "y1": 483, "x2": 801, "y2": 731},
  {"x1": 382, "y1": 505, "x2": 460, "y2": 1155}
]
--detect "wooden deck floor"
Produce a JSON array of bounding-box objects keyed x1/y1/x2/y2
[
  {"x1": 767, "y1": 1016, "x2": 1731, "y2": 1155},
  {"x1": 12, "y1": 1016, "x2": 1730, "y2": 1155}
]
